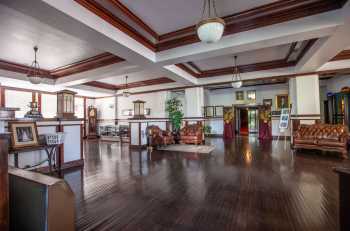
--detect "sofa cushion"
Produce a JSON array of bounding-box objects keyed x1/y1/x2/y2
[
  {"x1": 294, "y1": 138, "x2": 317, "y2": 145},
  {"x1": 318, "y1": 140, "x2": 346, "y2": 148}
]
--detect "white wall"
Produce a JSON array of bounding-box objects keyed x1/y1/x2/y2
[
  {"x1": 207, "y1": 84, "x2": 289, "y2": 111},
  {"x1": 41, "y1": 93, "x2": 57, "y2": 118},
  {"x1": 95, "y1": 97, "x2": 117, "y2": 121},
  {"x1": 117, "y1": 91, "x2": 168, "y2": 120},
  {"x1": 5, "y1": 90, "x2": 32, "y2": 118},
  {"x1": 325, "y1": 74, "x2": 350, "y2": 93},
  {"x1": 185, "y1": 87, "x2": 204, "y2": 117}
]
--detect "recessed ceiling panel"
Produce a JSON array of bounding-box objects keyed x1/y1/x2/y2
[{"x1": 119, "y1": 0, "x2": 279, "y2": 35}]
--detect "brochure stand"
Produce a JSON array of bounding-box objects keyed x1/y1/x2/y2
[{"x1": 274, "y1": 108, "x2": 290, "y2": 150}]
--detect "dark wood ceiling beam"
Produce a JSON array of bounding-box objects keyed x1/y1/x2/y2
[
  {"x1": 106, "y1": 0, "x2": 159, "y2": 40},
  {"x1": 50, "y1": 52, "x2": 125, "y2": 78},
  {"x1": 331, "y1": 50, "x2": 350, "y2": 61},
  {"x1": 74, "y1": 0, "x2": 156, "y2": 51},
  {"x1": 175, "y1": 64, "x2": 200, "y2": 78},
  {"x1": 83, "y1": 77, "x2": 175, "y2": 91},
  {"x1": 0, "y1": 60, "x2": 53, "y2": 79},
  {"x1": 156, "y1": 0, "x2": 344, "y2": 51}
]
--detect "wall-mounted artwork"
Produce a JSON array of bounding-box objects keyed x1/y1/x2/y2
[
  {"x1": 247, "y1": 90, "x2": 256, "y2": 101},
  {"x1": 236, "y1": 91, "x2": 244, "y2": 101},
  {"x1": 276, "y1": 94, "x2": 289, "y2": 110},
  {"x1": 215, "y1": 106, "x2": 224, "y2": 117},
  {"x1": 145, "y1": 108, "x2": 151, "y2": 115},
  {"x1": 263, "y1": 99, "x2": 273, "y2": 107},
  {"x1": 9, "y1": 122, "x2": 39, "y2": 149},
  {"x1": 205, "y1": 106, "x2": 214, "y2": 117}
]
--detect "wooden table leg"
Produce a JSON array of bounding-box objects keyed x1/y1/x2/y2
[{"x1": 14, "y1": 153, "x2": 18, "y2": 168}]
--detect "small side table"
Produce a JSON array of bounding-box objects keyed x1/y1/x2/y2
[{"x1": 10, "y1": 144, "x2": 62, "y2": 175}]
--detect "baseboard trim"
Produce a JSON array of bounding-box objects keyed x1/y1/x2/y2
[{"x1": 35, "y1": 159, "x2": 84, "y2": 173}]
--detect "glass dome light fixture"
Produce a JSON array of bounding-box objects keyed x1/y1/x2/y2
[
  {"x1": 122, "y1": 75, "x2": 131, "y2": 97},
  {"x1": 27, "y1": 46, "x2": 44, "y2": 84},
  {"x1": 196, "y1": 0, "x2": 225, "y2": 43},
  {"x1": 231, "y1": 55, "x2": 243, "y2": 89}
]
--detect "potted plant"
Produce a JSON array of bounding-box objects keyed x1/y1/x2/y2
[
  {"x1": 203, "y1": 125, "x2": 212, "y2": 136},
  {"x1": 165, "y1": 98, "x2": 184, "y2": 143}
]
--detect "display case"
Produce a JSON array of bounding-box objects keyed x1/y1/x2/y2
[
  {"x1": 56, "y1": 90, "x2": 76, "y2": 119},
  {"x1": 327, "y1": 91, "x2": 350, "y2": 130}
]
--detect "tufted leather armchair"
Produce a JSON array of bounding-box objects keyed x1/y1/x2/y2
[
  {"x1": 293, "y1": 124, "x2": 348, "y2": 158},
  {"x1": 180, "y1": 124, "x2": 203, "y2": 145},
  {"x1": 147, "y1": 125, "x2": 174, "y2": 147}
]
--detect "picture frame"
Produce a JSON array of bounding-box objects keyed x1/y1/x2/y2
[
  {"x1": 9, "y1": 121, "x2": 39, "y2": 149},
  {"x1": 215, "y1": 106, "x2": 224, "y2": 117},
  {"x1": 205, "y1": 106, "x2": 215, "y2": 117},
  {"x1": 247, "y1": 90, "x2": 256, "y2": 101},
  {"x1": 276, "y1": 94, "x2": 289, "y2": 110},
  {"x1": 144, "y1": 108, "x2": 151, "y2": 116},
  {"x1": 263, "y1": 99, "x2": 273, "y2": 107},
  {"x1": 236, "y1": 91, "x2": 244, "y2": 101}
]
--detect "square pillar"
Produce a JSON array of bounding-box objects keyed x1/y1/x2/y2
[
  {"x1": 185, "y1": 87, "x2": 204, "y2": 118},
  {"x1": 289, "y1": 74, "x2": 321, "y2": 124}
]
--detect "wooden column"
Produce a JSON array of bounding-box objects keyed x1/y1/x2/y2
[
  {"x1": 334, "y1": 167, "x2": 350, "y2": 231},
  {"x1": 0, "y1": 133, "x2": 9, "y2": 231},
  {"x1": 0, "y1": 87, "x2": 5, "y2": 107}
]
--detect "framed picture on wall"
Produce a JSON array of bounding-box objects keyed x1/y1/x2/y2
[
  {"x1": 247, "y1": 90, "x2": 256, "y2": 101},
  {"x1": 144, "y1": 108, "x2": 151, "y2": 115},
  {"x1": 263, "y1": 99, "x2": 273, "y2": 107},
  {"x1": 236, "y1": 91, "x2": 244, "y2": 101},
  {"x1": 205, "y1": 106, "x2": 214, "y2": 117},
  {"x1": 276, "y1": 94, "x2": 289, "y2": 110},
  {"x1": 215, "y1": 106, "x2": 224, "y2": 117},
  {"x1": 9, "y1": 121, "x2": 39, "y2": 149}
]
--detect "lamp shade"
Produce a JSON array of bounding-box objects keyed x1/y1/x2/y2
[
  {"x1": 197, "y1": 18, "x2": 225, "y2": 43},
  {"x1": 28, "y1": 76, "x2": 42, "y2": 85},
  {"x1": 231, "y1": 81, "x2": 243, "y2": 89}
]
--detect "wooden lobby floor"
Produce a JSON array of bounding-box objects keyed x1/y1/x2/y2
[{"x1": 63, "y1": 137, "x2": 350, "y2": 231}]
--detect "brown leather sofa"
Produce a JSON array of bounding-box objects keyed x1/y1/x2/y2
[
  {"x1": 180, "y1": 124, "x2": 203, "y2": 145},
  {"x1": 293, "y1": 124, "x2": 348, "y2": 158},
  {"x1": 147, "y1": 125, "x2": 174, "y2": 147}
]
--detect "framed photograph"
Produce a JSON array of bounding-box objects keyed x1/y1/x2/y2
[
  {"x1": 236, "y1": 91, "x2": 244, "y2": 101},
  {"x1": 263, "y1": 99, "x2": 273, "y2": 107},
  {"x1": 205, "y1": 106, "x2": 214, "y2": 117},
  {"x1": 9, "y1": 122, "x2": 39, "y2": 149},
  {"x1": 215, "y1": 106, "x2": 224, "y2": 117},
  {"x1": 276, "y1": 94, "x2": 289, "y2": 110},
  {"x1": 247, "y1": 90, "x2": 256, "y2": 101}
]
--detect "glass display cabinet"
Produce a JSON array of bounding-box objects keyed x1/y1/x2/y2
[
  {"x1": 56, "y1": 90, "x2": 77, "y2": 119},
  {"x1": 327, "y1": 91, "x2": 350, "y2": 130}
]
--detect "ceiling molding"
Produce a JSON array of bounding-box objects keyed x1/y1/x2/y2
[
  {"x1": 50, "y1": 52, "x2": 125, "y2": 78},
  {"x1": 156, "y1": 0, "x2": 344, "y2": 51},
  {"x1": 0, "y1": 53, "x2": 125, "y2": 80},
  {"x1": 74, "y1": 0, "x2": 156, "y2": 51},
  {"x1": 177, "y1": 39, "x2": 317, "y2": 78},
  {"x1": 330, "y1": 50, "x2": 350, "y2": 61},
  {"x1": 83, "y1": 77, "x2": 175, "y2": 91},
  {"x1": 106, "y1": 0, "x2": 159, "y2": 40},
  {"x1": 74, "y1": 0, "x2": 345, "y2": 52},
  {"x1": 0, "y1": 59, "x2": 53, "y2": 79}
]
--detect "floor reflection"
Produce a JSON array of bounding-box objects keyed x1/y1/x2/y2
[{"x1": 61, "y1": 137, "x2": 350, "y2": 231}]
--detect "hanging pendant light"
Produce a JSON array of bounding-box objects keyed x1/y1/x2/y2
[
  {"x1": 231, "y1": 56, "x2": 243, "y2": 89},
  {"x1": 27, "y1": 46, "x2": 43, "y2": 84},
  {"x1": 122, "y1": 75, "x2": 131, "y2": 97},
  {"x1": 197, "y1": 0, "x2": 225, "y2": 43}
]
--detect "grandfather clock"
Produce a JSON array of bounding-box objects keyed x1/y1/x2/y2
[
  {"x1": 56, "y1": 90, "x2": 77, "y2": 119},
  {"x1": 87, "y1": 106, "x2": 98, "y2": 139}
]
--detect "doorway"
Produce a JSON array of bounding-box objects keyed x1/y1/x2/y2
[{"x1": 236, "y1": 107, "x2": 259, "y2": 135}]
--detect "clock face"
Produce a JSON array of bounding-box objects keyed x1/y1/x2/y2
[{"x1": 89, "y1": 109, "x2": 95, "y2": 117}]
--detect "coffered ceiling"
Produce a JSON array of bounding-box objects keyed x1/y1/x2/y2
[{"x1": 0, "y1": 0, "x2": 349, "y2": 95}]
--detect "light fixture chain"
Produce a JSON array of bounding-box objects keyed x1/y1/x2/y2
[{"x1": 213, "y1": 0, "x2": 219, "y2": 17}]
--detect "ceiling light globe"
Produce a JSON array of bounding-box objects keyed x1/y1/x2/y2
[
  {"x1": 197, "y1": 18, "x2": 225, "y2": 43},
  {"x1": 231, "y1": 81, "x2": 243, "y2": 89},
  {"x1": 28, "y1": 76, "x2": 42, "y2": 84}
]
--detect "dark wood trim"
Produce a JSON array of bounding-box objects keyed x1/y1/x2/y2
[
  {"x1": 156, "y1": 0, "x2": 344, "y2": 51},
  {"x1": 331, "y1": 50, "x2": 350, "y2": 61},
  {"x1": 0, "y1": 87, "x2": 5, "y2": 107},
  {"x1": 57, "y1": 125, "x2": 64, "y2": 165},
  {"x1": 84, "y1": 77, "x2": 175, "y2": 91},
  {"x1": 38, "y1": 93, "x2": 42, "y2": 113},
  {"x1": 37, "y1": 159, "x2": 84, "y2": 173},
  {"x1": 200, "y1": 59, "x2": 295, "y2": 78},
  {"x1": 291, "y1": 114, "x2": 321, "y2": 118},
  {"x1": 31, "y1": 92, "x2": 35, "y2": 103},
  {"x1": 295, "y1": 39, "x2": 318, "y2": 63},
  {"x1": 80, "y1": 124, "x2": 84, "y2": 159},
  {"x1": 0, "y1": 59, "x2": 52, "y2": 78},
  {"x1": 50, "y1": 52, "x2": 125, "y2": 78},
  {"x1": 74, "y1": 0, "x2": 156, "y2": 51},
  {"x1": 187, "y1": 62, "x2": 202, "y2": 73},
  {"x1": 175, "y1": 64, "x2": 200, "y2": 78},
  {"x1": 83, "y1": 98, "x2": 87, "y2": 138},
  {"x1": 285, "y1": 42, "x2": 298, "y2": 61},
  {"x1": 106, "y1": 0, "x2": 159, "y2": 40}
]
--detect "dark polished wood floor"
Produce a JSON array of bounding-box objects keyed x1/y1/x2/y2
[{"x1": 63, "y1": 137, "x2": 350, "y2": 231}]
